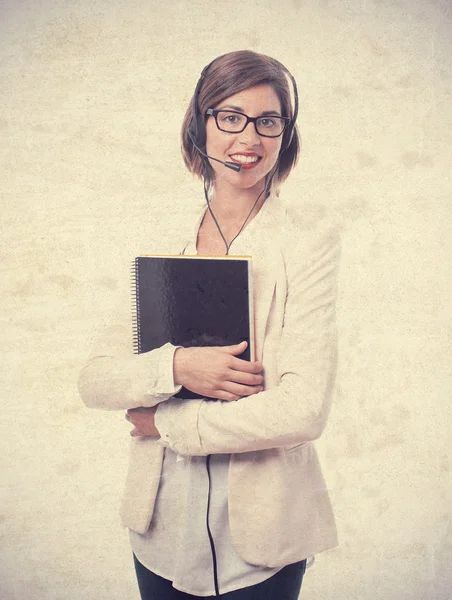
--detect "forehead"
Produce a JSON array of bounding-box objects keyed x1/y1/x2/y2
[{"x1": 215, "y1": 84, "x2": 281, "y2": 114}]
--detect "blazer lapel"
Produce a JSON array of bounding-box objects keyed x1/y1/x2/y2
[
  {"x1": 177, "y1": 206, "x2": 207, "y2": 255},
  {"x1": 233, "y1": 195, "x2": 284, "y2": 363}
]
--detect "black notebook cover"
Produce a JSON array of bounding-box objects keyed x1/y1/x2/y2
[{"x1": 131, "y1": 255, "x2": 254, "y2": 399}]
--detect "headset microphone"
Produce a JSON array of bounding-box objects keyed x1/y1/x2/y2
[{"x1": 187, "y1": 130, "x2": 242, "y2": 172}]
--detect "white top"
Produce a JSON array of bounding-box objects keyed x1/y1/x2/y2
[
  {"x1": 129, "y1": 231, "x2": 282, "y2": 596},
  {"x1": 129, "y1": 451, "x2": 282, "y2": 596}
]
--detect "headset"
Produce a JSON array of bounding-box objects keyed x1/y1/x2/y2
[{"x1": 187, "y1": 54, "x2": 299, "y2": 172}]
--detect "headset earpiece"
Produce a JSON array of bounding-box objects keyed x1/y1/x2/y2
[
  {"x1": 188, "y1": 62, "x2": 213, "y2": 149},
  {"x1": 279, "y1": 69, "x2": 298, "y2": 154},
  {"x1": 280, "y1": 125, "x2": 294, "y2": 153},
  {"x1": 194, "y1": 112, "x2": 206, "y2": 148}
]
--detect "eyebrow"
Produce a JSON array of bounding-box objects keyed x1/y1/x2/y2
[{"x1": 218, "y1": 104, "x2": 282, "y2": 116}]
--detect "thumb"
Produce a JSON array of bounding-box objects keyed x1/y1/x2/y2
[{"x1": 224, "y1": 341, "x2": 248, "y2": 355}]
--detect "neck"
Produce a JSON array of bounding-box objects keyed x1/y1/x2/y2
[{"x1": 209, "y1": 179, "x2": 267, "y2": 223}]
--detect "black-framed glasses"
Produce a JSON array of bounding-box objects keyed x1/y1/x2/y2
[{"x1": 206, "y1": 108, "x2": 290, "y2": 138}]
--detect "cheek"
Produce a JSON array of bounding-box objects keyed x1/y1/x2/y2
[
  {"x1": 265, "y1": 141, "x2": 282, "y2": 166},
  {"x1": 205, "y1": 121, "x2": 226, "y2": 150}
]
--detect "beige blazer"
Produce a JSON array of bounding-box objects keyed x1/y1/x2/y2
[{"x1": 78, "y1": 194, "x2": 340, "y2": 568}]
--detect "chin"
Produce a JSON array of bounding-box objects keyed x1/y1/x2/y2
[
  {"x1": 219, "y1": 167, "x2": 270, "y2": 190},
  {"x1": 229, "y1": 177, "x2": 265, "y2": 192}
]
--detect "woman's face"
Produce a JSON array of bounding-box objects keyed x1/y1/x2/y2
[{"x1": 205, "y1": 84, "x2": 283, "y2": 192}]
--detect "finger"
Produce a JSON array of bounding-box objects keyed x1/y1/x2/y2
[
  {"x1": 221, "y1": 381, "x2": 264, "y2": 398},
  {"x1": 213, "y1": 390, "x2": 241, "y2": 402},
  {"x1": 227, "y1": 370, "x2": 264, "y2": 386},
  {"x1": 229, "y1": 356, "x2": 263, "y2": 373},
  {"x1": 126, "y1": 414, "x2": 141, "y2": 426},
  {"x1": 221, "y1": 341, "x2": 248, "y2": 355}
]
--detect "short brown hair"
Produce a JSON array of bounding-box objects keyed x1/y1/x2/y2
[{"x1": 181, "y1": 50, "x2": 300, "y2": 194}]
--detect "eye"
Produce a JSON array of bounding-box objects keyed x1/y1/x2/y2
[
  {"x1": 219, "y1": 112, "x2": 244, "y2": 125},
  {"x1": 257, "y1": 117, "x2": 278, "y2": 129}
]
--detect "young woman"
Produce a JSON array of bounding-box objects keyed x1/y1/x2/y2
[{"x1": 79, "y1": 50, "x2": 340, "y2": 599}]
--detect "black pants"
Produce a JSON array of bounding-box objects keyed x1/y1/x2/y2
[{"x1": 133, "y1": 554, "x2": 307, "y2": 600}]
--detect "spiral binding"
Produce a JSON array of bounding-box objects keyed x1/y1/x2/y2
[{"x1": 130, "y1": 258, "x2": 141, "y2": 354}]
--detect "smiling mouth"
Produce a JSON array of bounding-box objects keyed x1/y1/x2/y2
[{"x1": 229, "y1": 154, "x2": 262, "y2": 165}]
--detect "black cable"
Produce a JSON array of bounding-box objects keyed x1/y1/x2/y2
[
  {"x1": 202, "y1": 171, "x2": 276, "y2": 597},
  {"x1": 203, "y1": 179, "x2": 230, "y2": 255},
  {"x1": 205, "y1": 455, "x2": 220, "y2": 597},
  {"x1": 202, "y1": 178, "x2": 272, "y2": 256}
]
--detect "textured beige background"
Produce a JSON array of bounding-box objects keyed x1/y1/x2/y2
[{"x1": 1, "y1": 0, "x2": 451, "y2": 599}]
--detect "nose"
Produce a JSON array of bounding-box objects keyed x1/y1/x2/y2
[{"x1": 237, "y1": 121, "x2": 261, "y2": 146}]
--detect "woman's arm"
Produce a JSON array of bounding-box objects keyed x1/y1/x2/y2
[
  {"x1": 78, "y1": 315, "x2": 263, "y2": 411},
  {"x1": 154, "y1": 224, "x2": 341, "y2": 455},
  {"x1": 78, "y1": 307, "x2": 183, "y2": 410}
]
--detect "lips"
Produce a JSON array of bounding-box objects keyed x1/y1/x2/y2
[{"x1": 229, "y1": 153, "x2": 262, "y2": 170}]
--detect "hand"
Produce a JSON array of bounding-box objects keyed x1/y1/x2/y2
[
  {"x1": 173, "y1": 341, "x2": 264, "y2": 402},
  {"x1": 125, "y1": 407, "x2": 160, "y2": 437}
]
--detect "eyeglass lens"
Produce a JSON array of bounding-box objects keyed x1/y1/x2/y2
[{"x1": 215, "y1": 111, "x2": 286, "y2": 137}]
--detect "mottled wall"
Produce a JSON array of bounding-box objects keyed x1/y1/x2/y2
[{"x1": 1, "y1": 0, "x2": 451, "y2": 599}]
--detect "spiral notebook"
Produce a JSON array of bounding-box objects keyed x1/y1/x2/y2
[{"x1": 131, "y1": 255, "x2": 254, "y2": 399}]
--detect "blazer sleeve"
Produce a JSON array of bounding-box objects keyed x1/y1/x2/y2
[
  {"x1": 154, "y1": 221, "x2": 341, "y2": 455},
  {"x1": 78, "y1": 306, "x2": 182, "y2": 411}
]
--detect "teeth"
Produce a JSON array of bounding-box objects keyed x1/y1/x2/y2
[{"x1": 231, "y1": 154, "x2": 260, "y2": 164}]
